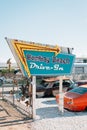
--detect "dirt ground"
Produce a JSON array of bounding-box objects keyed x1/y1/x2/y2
[{"x1": 0, "y1": 99, "x2": 31, "y2": 130}]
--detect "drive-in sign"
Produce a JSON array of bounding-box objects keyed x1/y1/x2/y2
[
  {"x1": 5, "y1": 38, "x2": 75, "y2": 77},
  {"x1": 24, "y1": 50, "x2": 75, "y2": 76}
]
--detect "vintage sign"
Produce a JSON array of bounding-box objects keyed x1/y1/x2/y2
[
  {"x1": 5, "y1": 38, "x2": 75, "y2": 77},
  {"x1": 24, "y1": 50, "x2": 75, "y2": 76}
]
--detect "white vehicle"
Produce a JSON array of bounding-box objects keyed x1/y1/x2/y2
[{"x1": 36, "y1": 76, "x2": 77, "y2": 97}]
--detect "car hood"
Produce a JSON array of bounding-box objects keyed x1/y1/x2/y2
[{"x1": 65, "y1": 92, "x2": 81, "y2": 99}]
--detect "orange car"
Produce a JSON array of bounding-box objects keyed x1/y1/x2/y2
[{"x1": 56, "y1": 84, "x2": 87, "y2": 111}]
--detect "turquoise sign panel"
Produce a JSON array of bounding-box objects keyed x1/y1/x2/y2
[{"x1": 23, "y1": 50, "x2": 75, "y2": 76}]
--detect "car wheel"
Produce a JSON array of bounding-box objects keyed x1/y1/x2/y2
[{"x1": 85, "y1": 106, "x2": 87, "y2": 111}]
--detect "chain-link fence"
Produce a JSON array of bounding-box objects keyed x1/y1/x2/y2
[{"x1": 0, "y1": 76, "x2": 33, "y2": 118}]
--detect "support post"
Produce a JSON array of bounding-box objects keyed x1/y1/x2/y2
[
  {"x1": 2, "y1": 84, "x2": 4, "y2": 99},
  {"x1": 13, "y1": 82, "x2": 15, "y2": 105},
  {"x1": 32, "y1": 76, "x2": 36, "y2": 119},
  {"x1": 59, "y1": 76, "x2": 64, "y2": 115}
]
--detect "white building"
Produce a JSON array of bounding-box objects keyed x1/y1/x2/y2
[{"x1": 72, "y1": 57, "x2": 87, "y2": 80}]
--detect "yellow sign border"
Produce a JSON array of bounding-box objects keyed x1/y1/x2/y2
[{"x1": 11, "y1": 39, "x2": 61, "y2": 77}]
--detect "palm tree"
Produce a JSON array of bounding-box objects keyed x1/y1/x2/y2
[{"x1": 7, "y1": 58, "x2": 11, "y2": 72}]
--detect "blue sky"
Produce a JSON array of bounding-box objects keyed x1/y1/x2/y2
[{"x1": 0, "y1": 0, "x2": 87, "y2": 63}]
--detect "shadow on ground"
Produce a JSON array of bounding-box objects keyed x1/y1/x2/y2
[{"x1": 0, "y1": 100, "x2": 32, "y2": 127}]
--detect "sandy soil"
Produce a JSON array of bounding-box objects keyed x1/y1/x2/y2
[{"x1": 0, "y1": 99, "x2": 31, "y2": 130}]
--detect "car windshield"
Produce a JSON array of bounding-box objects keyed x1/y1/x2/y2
[
  {"x1": 69, "y1": 87, "x2": 87, "y2": 94},
  {"x1": 40, "y1": 80, "x2": 49, "y2": 87},
  {"x1": 40, "y1": 79, "x2": 74, "y2": 88}
]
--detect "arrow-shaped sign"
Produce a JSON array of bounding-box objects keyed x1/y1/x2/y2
[
  {"x1": 10, "y1": 39, "x2": 61, "y2": 77},
  {"x1": 5, "y1": 38, "x2": 75, "y2": 77},
  {"x1": 12, "y1": 40, "x2": 60, "y2": 54}
]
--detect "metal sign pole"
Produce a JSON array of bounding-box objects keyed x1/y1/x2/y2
[
  {"x1": 13, "y1": 82, "x2": 15, "y2": 105},
  {"x1": 2, "y1": 84, "x2": 4, "y2": 99},
  {"x1": 59, "y1": 76, "x2": 64, "y2": 115},
  {"x1": 32, "y1": 76, "x2": 36, "y2": 119}
]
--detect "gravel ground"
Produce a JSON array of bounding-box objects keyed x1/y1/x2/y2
[{"x1": 31, "y1": 98, "x2": 87, "y2": 130}]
